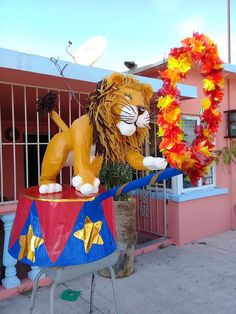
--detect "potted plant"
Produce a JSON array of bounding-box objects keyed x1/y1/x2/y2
[{"x1": 99, "y1": 161, "x2": 137, "y2": 278}]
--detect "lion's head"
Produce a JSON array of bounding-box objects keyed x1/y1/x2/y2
[{"x1": 87, "y1": 72, "x2": 153, "y2": 162}]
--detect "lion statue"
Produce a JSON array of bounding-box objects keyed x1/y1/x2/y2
[{"x1": 38, "y1": 72, "x2": 167, "y2": 196}]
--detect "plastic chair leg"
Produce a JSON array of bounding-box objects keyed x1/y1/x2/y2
[
  {"x1": 50, "y1": 282, "x2": 57, "y2": 314},
  {"x1": 89, "y1": 273, "x2": 96, "y2": 313},
  {"x1": 109, "y1": 266, "x2": 120, "y2": 314},
  {"x1": 29, "y1": 270, "x2": 45, "y2": 314}
]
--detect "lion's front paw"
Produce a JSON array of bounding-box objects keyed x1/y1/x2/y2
[
  {"x1": 143, "y1": 156, "x2": 168, "y2": 171},
  {"x1": 71, "y1": 176, "x2": 83, "y2": 190},
  {"x1": 72, "y1": 176, "x2": 100, "y2": 196},
  {"x1": 39, "y1": 183, "x2": 62, "y2": 194}
]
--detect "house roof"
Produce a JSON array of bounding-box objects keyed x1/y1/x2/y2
[
  {"x1": 125, "y1": 60, "x2": 236, "y2": 80},
  {"x1": 0, "y1": 48, "x2": 197, "y2": 99}
]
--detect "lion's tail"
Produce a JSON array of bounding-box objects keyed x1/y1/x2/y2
[
  {"x1": 51, "y1": 111, "x2": 69, "y2": 132},
  {"x1": 36, "y1": 91, "x2": 69, "y2": 132}
]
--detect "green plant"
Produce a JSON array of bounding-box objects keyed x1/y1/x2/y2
[
  {"x1": 214, "y1": 145, "x2": 236, "y2": 165},
  {"x1": 99, "y1": 161, "x2": 132, "y2": 201}
]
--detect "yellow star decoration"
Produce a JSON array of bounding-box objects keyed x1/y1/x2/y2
[
  {"x1": 73, "y1": 216, "x2": 104, "y2": 253},
  {"x1": 18, "y1": 225, "x2": 44, "y2": 262}
]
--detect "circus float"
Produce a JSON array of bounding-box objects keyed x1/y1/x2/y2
[{"x1": 8, "y1": 33, "x2": 223, "y2": 269}]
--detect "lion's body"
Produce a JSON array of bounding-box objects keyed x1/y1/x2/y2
[
  {"x1": 40, "y1": 114, "x2": 103, "y2": 186},
  {"x1": 39, "y1": 72, "x2": 167, "y2": 195}
]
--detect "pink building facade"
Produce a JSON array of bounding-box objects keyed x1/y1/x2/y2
[
  {"x1": 129, "y1": 62, "x2": 236, "y2": 245},
  {"x1": 0, "y1": 47, "x2": 236, "y2": 299}
]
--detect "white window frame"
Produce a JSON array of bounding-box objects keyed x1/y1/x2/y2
[
  {"x1": 171, "y1": 115, "x2": 216, "y2": 194},
  {"x1": 144, "y1": 115, "x2": 216, "y2": 195}
]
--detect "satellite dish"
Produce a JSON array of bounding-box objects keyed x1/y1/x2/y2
[{"x1": 69, "y1": 36, "x2": 108, "y2": 66}]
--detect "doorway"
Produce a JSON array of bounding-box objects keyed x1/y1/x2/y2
[{"x1": 23, "y1": 134, "x2": 48, "y2": 187}]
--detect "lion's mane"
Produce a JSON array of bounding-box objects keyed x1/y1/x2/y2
[{"x1": 87, "y1": 75, "x2": 150, "y2": 162}]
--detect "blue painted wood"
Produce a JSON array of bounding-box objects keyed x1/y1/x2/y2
[{"x1": 1, "y1": 214, "x2": 20, "y2": 289}]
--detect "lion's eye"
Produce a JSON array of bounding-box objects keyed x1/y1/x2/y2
[
  {"x1": 138, "y1": 106, "x2": 146, "y2": 114},
  {"x1": 124, "y1": 94, "x2": 132, "y2": 100}
]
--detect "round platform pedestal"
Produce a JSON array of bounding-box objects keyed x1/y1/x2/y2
[{"x1": 9, "y1": 185, "x2": 117, "y2": 267}]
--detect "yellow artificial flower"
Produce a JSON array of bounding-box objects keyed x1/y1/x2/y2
[
  {"x1": 163, "y1": 107, "x2": 181, "y2": 124},
  {"x1": 177, "y1": 133, "x2": 184, "y2": 141},
  {"x1": 203, "y1": 128, "x2": 210, "y2": 138},
  {"x1": 157, "y1": 126, "x2": 164, "y2": 137},
  {"x1": 170, "y1": 152, "x2": 196, "y2": 169},
  {"x1": 157, "y1": 95, "x2": 174, "y2": 110},
  {"x1": 157, "y1": 33, "x2": 224, "y2": 185},
  {"x1": 203, "y1": 79, "x2": 215, "y2": 91},
  {"x1": 214, "y1": 63, "x2": 223, "y2": 70},
  {"x1": 201, "y1": 98, "x2": 211, "y2": 110},
  {"x1": 218, "y1": 79, "x2": 224, "y2": 89},
  {"x1": 168, "y1": 56, "x2": 191, "y2": 74},
  {"x1": 199, "y1": 146, "x2": 212, "y2": 157},
  {"x1": 191, "y1": 38, "x2": 205, "y2": 53},
  {"x1": 212, "y1": 109, "x2": 221, "y2": 118}
]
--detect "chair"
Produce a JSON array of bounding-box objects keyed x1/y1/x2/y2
[{"x1": 29, "y1": 248, "x2": 120, "y2": 314}]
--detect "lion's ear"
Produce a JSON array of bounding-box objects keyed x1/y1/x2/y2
[
  {"x1": 144, "y1": 83, "x2": 153, "y2": 101},
  {"x1": 106, "y1": 72, "x2": 124, "y2": 86}
]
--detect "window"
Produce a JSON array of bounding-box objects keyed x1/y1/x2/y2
[
  {"x1": 172, "y1": 115, "x2": 216, "y2": 194},
  {"x1": 226, "y1": 110, "x2": 236, "y2": 138},
  {"x1": 142, "y1": 115, "x2": 226, "y2": 202},
  {"x1": 142, "y1": 115, "x2": 216, "y2": 196}
]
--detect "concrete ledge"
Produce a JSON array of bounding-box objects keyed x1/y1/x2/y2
[
  {"x1": 135, "y1": 237, "x2": 174, "y2": 256},
  {"x1": 0, "y1": 277, "x2": 52, "y2": 301},
  {"x1": 169, "y1": 187, "x2": 228, "y2": 202},
  {"x1": 136, "y1": 187, "x2": 228, "y2": 203}
]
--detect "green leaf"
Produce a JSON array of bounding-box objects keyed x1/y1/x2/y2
[
  {"x1": 223, "y1": 152, "x2": 231, "y2": 164},
  {"x1": 99, "y1": 161, "x2": 132, "y2": 201}
]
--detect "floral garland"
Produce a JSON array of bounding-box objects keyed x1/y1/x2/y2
[{"x1": 157, "y1": 32, "x2": 224, "y2": 185}]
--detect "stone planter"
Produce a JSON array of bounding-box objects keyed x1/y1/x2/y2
[{"x1": 99, "y1": 198, "x2": 136, "y2": 278}]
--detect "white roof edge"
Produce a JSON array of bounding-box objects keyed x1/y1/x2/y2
[
  {"x1": 133, "y1": 75, "x2": 197, "y2": 98},
  {"x1": 0, "y1": 47, "x2": 113, "y2": 84},
  {"x1": 124, "y1": 60, "x2": 166, "y2": 75},
  {"x1": 0, "y1": 47, "x2": 196, "y2": 98},
  {"x1": 125, "y1": 60, "x2": 236, "y2": 76},
  {"x1": 223, "y1": 63, "x2": 236, "y2": 74}
]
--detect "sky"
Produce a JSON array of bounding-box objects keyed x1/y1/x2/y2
[{"x1": 0, "y1": 0, "x2": 235, "y2": 72}]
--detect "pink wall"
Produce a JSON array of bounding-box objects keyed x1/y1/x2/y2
[
  {"x1": 1, "y1": 65, "x2": 236, "y2": 247},
  {"x1": 192, "y1": 70, "x2": 236, "y2": 226},
  {"x1": 164, "y1": 68, "x2": 236, "y2": 245},
  {"x1": 167, "y1": 194, "x2": 232, "y2": 246}
]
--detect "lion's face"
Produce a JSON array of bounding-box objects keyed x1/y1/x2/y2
[
  {"x1": 111, "y1": 85, "x2": 151, "y2": 136},
  {"x1": 88, "y1": 72, "x2": 153, "y2": 161}
]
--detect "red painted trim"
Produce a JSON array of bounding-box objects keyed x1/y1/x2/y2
[
  {"x1": 0, "y1": 67, "x2": 96, "y2": 93},
  {"x1": 0, "y1": 277, "x2": 52, "y2": 301},
  {"x1": 0, "y1": 203, "x2": 17, "y2": 215},
  {"x1": 134, "y1": 238, "x2": 174, "y2": 257}
]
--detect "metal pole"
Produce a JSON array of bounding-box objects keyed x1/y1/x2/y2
[
  {"x1": 11, "y1": 85, "x2": 17, "y2": 200},
  {"x1": 163, "y1": 179, "x2": 167, "y2": 237},
  {"x1": 227, "y1": 0, "x2": 231, "y2": 63},
  {"x1": 24, "y1": 86, "x2": 29, "y2": 188}
]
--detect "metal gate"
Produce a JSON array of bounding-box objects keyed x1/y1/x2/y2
[
  {"x1": 135, "y1": 119, "x2": 168, "y2": 240},
  {"x1": 0, "y1": 81, "x2": 89, "y2": 205},
  {"x1": 136, "y1": 181, "x2": 167, "y2": 240}
]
